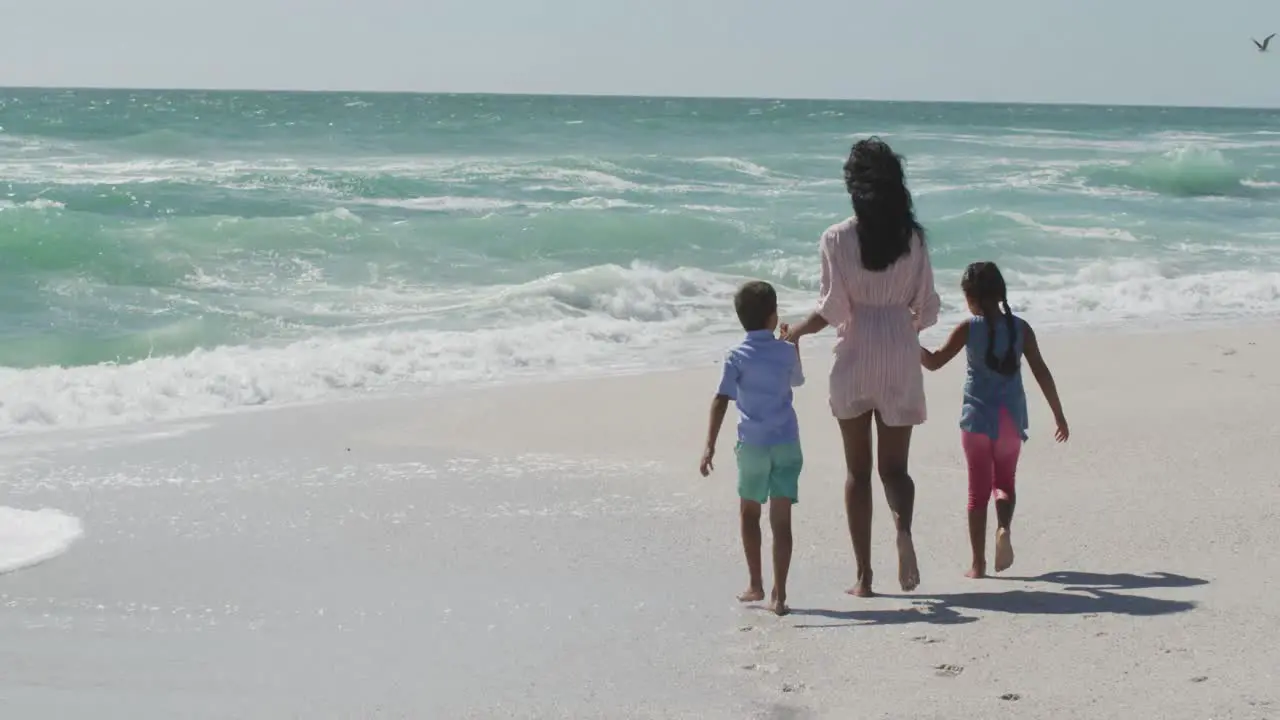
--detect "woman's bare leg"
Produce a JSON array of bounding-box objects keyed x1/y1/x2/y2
[
  {"x1": 837, "y1": 412, "x2": 875, "y2": 596},
  {"x1": 875, "y1": 413, "x2": 920, "y2": 592}
]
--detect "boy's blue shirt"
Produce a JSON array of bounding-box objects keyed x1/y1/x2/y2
[{"x1": 716, "y1": 329, "x2": 804, "y2": 446}]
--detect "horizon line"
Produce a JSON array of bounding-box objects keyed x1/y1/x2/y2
[{"x1": 0, "y1": 84, "x2": 1274, "y2": 113}]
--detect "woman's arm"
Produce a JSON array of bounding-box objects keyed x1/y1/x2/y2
[
  {"x1": 781, "y1": 312, "x2": 828, "y2": 342},
  {"x1": 1022, "y1": 323, "x2": 1070, "y2": 442},
  {"x1": 910, "y1": 236, "x2": 941, "y2": 332},
  {"x1": 921, "y1": 321, "x2": 969, "y2": 371},
  {"x1": 801, "y1": 229, "x2": 851, "y2": 337},
  {"x1": 779, "y1": 324, "x2": 806, "y2": 387}
]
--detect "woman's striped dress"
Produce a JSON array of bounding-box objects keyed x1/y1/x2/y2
[{"x1": 816, "y1": 217, "x2": 941, "y2": 426}]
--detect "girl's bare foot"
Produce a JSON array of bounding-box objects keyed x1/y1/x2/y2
[
  {"x1": 994, "y1": 529, "x2": 1014, "y2": 573},
  {"x1": 738, "y1": 587, "x2": 765, "y2": 603},
  {"x1": 769, "y1": 589, "x2": 790, "y2": 616},
  {"x1": 845, "y1": 569, "x2": 874, "y2": 597},
  {"x1": 897, "y1": 531, "x2": 921, "y2": 591},
  {"x1": 965, "y1": 562, "x2": 987, "y2": 579}
]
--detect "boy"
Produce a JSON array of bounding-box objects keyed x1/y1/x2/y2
[{"x1": 700, "y1": 280, "x2": 804, "y2": 616}]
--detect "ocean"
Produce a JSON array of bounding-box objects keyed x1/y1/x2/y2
[{"x1": 2, "y1": 89, "x2": 1279, "y2": 434}]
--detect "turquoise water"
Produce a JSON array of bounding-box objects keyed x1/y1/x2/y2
[{"x1": 3, "y1": 90, "x2": 1280, "y2": 431}]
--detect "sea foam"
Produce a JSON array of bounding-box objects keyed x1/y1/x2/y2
[
  {"x1": 3, "y1": 258, "x2": 1279, "y2": 434},
  {"x1": 1086, "y1": 146, "x2": 1249, "y2": 197},
  {"x1": 0, "y1": 507, "x2": 84, "y2": 574}
]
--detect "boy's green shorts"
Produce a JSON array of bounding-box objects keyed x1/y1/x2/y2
[{"x1": 735, "y1": 441, "x2": 803, "y2": 504}]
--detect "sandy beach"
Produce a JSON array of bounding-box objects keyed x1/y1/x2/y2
[{"x1": 2, "y1": 324, "x2": 1278, "y2": 718}]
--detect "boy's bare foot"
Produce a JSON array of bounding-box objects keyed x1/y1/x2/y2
[
  {"x1": 897, "y1": 531, "x2": 920, "y2": 592},
  {"x1": 769, "y1": 589, "x2": 790, "y2": 616},
  {"x1": 965, "y1": 562, "x2": 987, "y2": 579},
  {"x1": 738, "y1": 588, "x2": 766, "y2": 603},
  {"x1": 845, "y1": 569, "x2": 874, "y2": 597},
  {"x1": 994, "y1": 529, "x2": 1014, "y2": 573}
]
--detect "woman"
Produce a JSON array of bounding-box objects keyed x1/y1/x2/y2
[{"x1": 782, "y1": 137, "x2": 940, "y2": 597}]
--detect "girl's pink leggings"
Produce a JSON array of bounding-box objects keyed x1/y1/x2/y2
[{"x1": 961, "y1": 408, "x2": 1022, "y2": 511}]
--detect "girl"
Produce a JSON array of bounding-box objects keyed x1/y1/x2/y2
[{"x1": 921, "y1": 261, "x2": 1069, "y2": 579}]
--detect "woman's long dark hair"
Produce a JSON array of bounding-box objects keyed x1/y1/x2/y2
[
  {"x1": 961, "y1": 262, "x2": 1019, "y2": 376},
  {"x1": 844, "y1": 137, "x2": 924, "y2": 271}
]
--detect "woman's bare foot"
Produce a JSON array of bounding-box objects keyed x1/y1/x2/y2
[
  {"x1": 738, "y1": 587, "x2": 765, "y2": 603},
  {"x1": 994, "y1": 529, "x2": 1014, "y2": 573},
  {"x1": 845, "y1": 569, "x2": 874, "y2": 597},
  {"x1": 769, "y1": 589, "x2": 790, "y2": 616},
  {"x1": 897, "y1": 532, "x2": 920, "y2": 591},
  {"x1": 965, "y1": 562, "x2": 987, "y2": 579}
]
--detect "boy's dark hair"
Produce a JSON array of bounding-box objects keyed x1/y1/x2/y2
[
  {"x1": 961, "y1": 261, "x2": 1019, "y2": 376},
  {"x1": 734, "y1": 281, "x2": 778, "y2": 332}
]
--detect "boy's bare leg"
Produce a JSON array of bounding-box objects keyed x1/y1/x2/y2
[
  {"x1": 768, "y1": 497, "x2": 793, "y2": 616},
  {"x1": 738, "y1": 499, "x2": 765, "y2": 602}
]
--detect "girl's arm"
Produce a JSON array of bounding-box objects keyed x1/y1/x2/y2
[
  {"x1": 1022, "y1": 323, "x2": 1070, "y2": 442},
  {"x1": 921, "y1": 321, "x2": 969, "y2": 371}
]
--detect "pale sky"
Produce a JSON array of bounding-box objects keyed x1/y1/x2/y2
[{"x1": 0, "y1": 0, "x2": 1276, "y2": 107}]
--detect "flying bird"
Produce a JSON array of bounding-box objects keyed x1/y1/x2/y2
[{"x1": 1253, "y1": 33, "x2": 1276, "y2": 51}]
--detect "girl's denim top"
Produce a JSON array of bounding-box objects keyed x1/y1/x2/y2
[{"x1": 960, "y1": 314, "x2": 1029, "y2": 441}]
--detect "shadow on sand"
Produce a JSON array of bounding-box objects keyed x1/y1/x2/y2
[{"x1": 790, "y1": 571, "x2": 1207, "y2": 629}]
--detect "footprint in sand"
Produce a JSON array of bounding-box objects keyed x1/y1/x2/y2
[
  {"x1": 910, "y1": 635, "x2": 942, "y2": 644},
  {"x1": 1190, "y1": 676, "x2": 1208, "y2": 683},
  {"x1": 781, "y1": 682, "x2": 807, "y2": 693},
  {"x1": 934, "y1": 664, "x2": 964, "y2": 678},
  {"x1": 1000, "y1": 693, "x2": 1021, "y2": 702}
]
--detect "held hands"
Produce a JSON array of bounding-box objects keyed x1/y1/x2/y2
[
  {"x1": 779, "y1": 323, "x2": 798, "y2": 343},
  {"x1": 699, "y1": 446, "x2": 715, "y2": 476}
]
